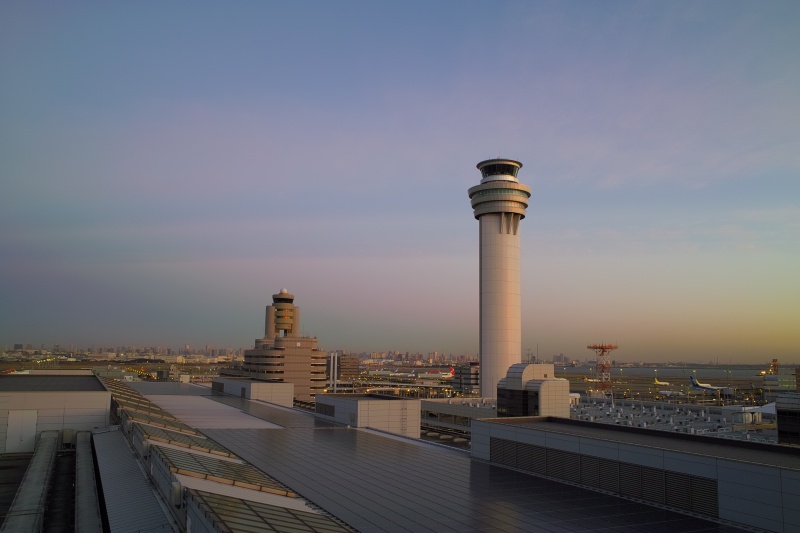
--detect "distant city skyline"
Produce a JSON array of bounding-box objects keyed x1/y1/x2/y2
[{"x1": 1, "y1": 2, "x2": 799, "y2": 364}]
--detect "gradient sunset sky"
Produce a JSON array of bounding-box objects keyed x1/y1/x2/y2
[{"x1": 1, "y1": 2, "x2": 798, "y2": 363}]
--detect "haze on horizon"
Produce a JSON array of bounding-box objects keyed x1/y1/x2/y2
[{"x1": 1, "y1": 2, "x2": 798, "y2": 364}]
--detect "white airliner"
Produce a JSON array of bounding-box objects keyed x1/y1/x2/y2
[
  {"x1": 417, "y1": 367, "x2": 455, "y2": 380},
  {"x1": 689, "y1": 375, "x2": 724, "y2": 391}
]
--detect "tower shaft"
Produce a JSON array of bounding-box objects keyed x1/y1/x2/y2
[{"x1": 479, "y1": 213, "x2": 523, "y2": 398}]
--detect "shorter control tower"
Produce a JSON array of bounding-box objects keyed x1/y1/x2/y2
[
  {"x1": 240, "y1": 289, "x2": 327, "y2": 402},
  {"x1": 263, "y1": 288, "x2": 300, "y2": 341}
]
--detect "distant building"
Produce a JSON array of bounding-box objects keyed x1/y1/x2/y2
[
  {"x1": 327, "y1": 351, "x2": 360, "y2": 385},
  {"x1": 454, "y1": 362, "x2": 480, "y2": 395},
  {"x1": 238, "y1": 289, "x2": 327, "y2": 402}
]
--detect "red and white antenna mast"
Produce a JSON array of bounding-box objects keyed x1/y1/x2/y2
[{"x1": 587, "y1": 343, "x2": 618, "y2": 398}]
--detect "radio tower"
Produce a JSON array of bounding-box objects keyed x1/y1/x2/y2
[{"x1": 587, "y1": 343, "x2": 618, "y2": 397}]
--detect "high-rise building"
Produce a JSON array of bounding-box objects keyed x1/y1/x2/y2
[
  {"x1": 468, "y1": 159, "x2": 531, "y2": 398},
  {"x1": 241, "y1": 289, "x2": 327, "y2": 402}
]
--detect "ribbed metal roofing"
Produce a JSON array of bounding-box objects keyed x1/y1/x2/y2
[
  {"x1": 75, "y1": 432, "x2": 103, "y2": 532},
  {"x1": 202, "y1": 395, "x2": 748, "y2": 533},
  {"x1": 136, "y1": 394, "x2": 281, "y2": 429},
  {"x1": 0, "y1": 431, "x2": 58, "y2": 532},
  {"x1": 122, "y1": 408, "x2": 198, "y2": 434},
  {"x1": 134, "y1": 423, "x2": 234, "y2": 458},
  {"x1": 152, "y1": 445, "x2": 295, "y2": 497},
  {"x1": 91, "y1": 428, "x2": 174, "y2": 533},
  {"x1": 186, "y1": 489, "x2": 354, "y2": 533}
]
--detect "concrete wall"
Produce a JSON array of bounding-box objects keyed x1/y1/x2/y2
[
  {"x1": 0, "y1": 391, "x2": 110, "y2": 453},
  {"x1": 537, "y1": 380, "x2": 571, "y2": 418},
  {"x1": 213, "y1": 378, "x2": 293, "y2": 407},
  {"x1": 316, "y1": 395, "x2": 421, "y2": 438}
]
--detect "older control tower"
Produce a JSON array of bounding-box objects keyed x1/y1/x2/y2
[{"x1": 469, "y1": 159, "x2": 532, "y2": 398}]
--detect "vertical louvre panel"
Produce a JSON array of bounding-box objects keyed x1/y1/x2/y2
[
  {"x1": 690, "y1": 476, "x2": 718, "y2": 517},
  {"x1": 504, "y1": 439, "x2": 517, "y2": 467},
  {"x1": 547, "y1": 449, "x2": 580, "y2": 483},
  {"x1": 490, "y1": 438, "x2": 501, "y2": 464},
  {"x1": 618, "y1": 462, "x2": 641, "y2": 498},
  {"x1": 516, "y1": 442, "x2": 533, "y2": 472},
  {"x1": 490, "y1": 438, "x2": 515, "y2": 467},
  {"x1": 665, "y1": 471, "x2": 691, "y2": 510},
  {"x1": 580, "y1": 456, "x2": 600, "y2": 488},
  {"x1": 489, "y1": 438, "x2": 717, "y2": 520},
  {"x1": 641, "y1": 466, "x2": 665, "y2": 504},
  {"x1": 599, "y1": 459, "x2": 619, "y2": 493},
  {"x1": 529, "y1": 445, "x2": 547, "y2": 474}
]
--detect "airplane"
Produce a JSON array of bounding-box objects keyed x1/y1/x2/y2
[
  {"x1": 658, "y1": 390, "x2": 684, "y2": 397},
  {"x1": 653, "y1": 378, "x2": 671, "y2": 386},
  {"x1": 417, "y1": 367, "x2": 455, "y2": 380},
  {"x1": 689, "y1": 374, "x2": 724, "y2": 392}
]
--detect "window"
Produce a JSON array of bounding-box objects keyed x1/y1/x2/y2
[{"x1": 481, "y1": 164, "x2": 518, "y2": 178}]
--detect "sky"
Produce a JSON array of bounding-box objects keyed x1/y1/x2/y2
[{"x1": 1, "y1": 1, "x2": 799, "y2": 364}]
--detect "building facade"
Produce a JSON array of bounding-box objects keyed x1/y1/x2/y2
[
  {"x1": 0, "y1": 372, "x2": 111, "y2": 453},
  {"x1": 240, "y1": 289, "x2": 327, "y2": 402},
  {"x1": 454, "y1": 361, "x2": 480, "y2": 395},
  {"x1": 468, "y1": 158, "x2": 531, "y2": 398}
]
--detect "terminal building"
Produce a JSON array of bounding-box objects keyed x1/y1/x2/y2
[{"x1": 2, "y1": 371, "x2": 800, "y2": 532}]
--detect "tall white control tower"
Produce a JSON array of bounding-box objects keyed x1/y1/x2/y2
[{"x1": 468, "y1": 159, "x2": 531, "y2": 398}]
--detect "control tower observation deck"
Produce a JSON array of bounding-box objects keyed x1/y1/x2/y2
[{"x1": 468, "y1": 159, "x2": 532, "y2": 399}]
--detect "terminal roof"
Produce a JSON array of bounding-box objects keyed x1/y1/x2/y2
[{"x1": 122, "y1": 383, "x2": 744, "y2": 532}]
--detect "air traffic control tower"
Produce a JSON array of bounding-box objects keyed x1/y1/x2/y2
[{"x1": 469, "y1": 159, "x2": 531, "y2": 398}]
